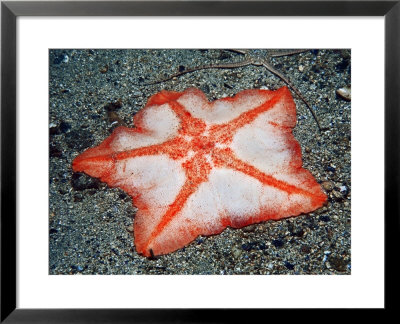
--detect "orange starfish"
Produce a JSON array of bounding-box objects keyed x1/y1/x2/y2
[{"x1": 72, "y1": 87, "x2": 327, "y2": 257}]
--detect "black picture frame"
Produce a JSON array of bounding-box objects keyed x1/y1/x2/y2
[{"x1": 1, "y1": 0, "x2": 398, "y2": 322}]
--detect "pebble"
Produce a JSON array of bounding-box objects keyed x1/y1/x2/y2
[
  {"x1": 241, "y1": 242, "x2": 257, "y2": 251},
  {"x1": 284, "y1": 261, "x2": 294, "y2": 270},
  {"x1": 242, "y1": 224, "x2": 257, "y2": 232},
  {"x1": 321, "y1": 181, "x2": 334, "y2": 191},
  {"x1": 231, "y1": 246, "x2": 242, "y2": 259},
  {"x1": 328, "y1": 255, "x2": 348, "y2": 272},
  {"x1": 272, "y1": 239, "x2": 285, "y2": 248},
  {"x1": 326, "y1": 166, "x2": 336, "y2": 173},
  {"x1": 316, "y1": 206, "x2": 328, "y2": 214},
  {"x1": 99, "y1": 65, "x2": 109, "y2": 73},
  {"x1": 71, "y1": 172, "x2": 102, "y2": 191},
  {"x1": 336, "y1": 86, "x2": 351, "y2": 101},
  {"x1": 300, "y1": 245, "x2": 311, "y2": 254},
  {"x1": 319, "y1": 215, "x2": 330, "y2": 222},
  {"x1": 73, "y1": 194, "x2": 83, "y2": 202},
  {"x1": 331, "y1": 190, "x2": 344, "y2": 201},
  {"x1": 49, "y1": 144, "x2": 62, "y2": 158},
  {"x1": 59, "y1": 121, "x2": 71, "y2": 133}
]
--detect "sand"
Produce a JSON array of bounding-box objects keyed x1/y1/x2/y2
[{"x1": 49, "y1": 49, "x2": 351, "y2": 275}]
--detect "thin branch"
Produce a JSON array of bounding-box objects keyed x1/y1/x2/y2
[
  {"x1": 140, "y1": 49, "x2": 325, "y2": 131},
  {"x1": 142, "y1": 58, "x2": 253, "y2": 85},
  {"x1": 269, "y1": 49, "x2": 310, "y2": 58},
  {"x1": 260, "y1": 60, "x2": 325, "y2": 131}
]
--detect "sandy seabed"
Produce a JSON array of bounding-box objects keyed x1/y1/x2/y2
[{"x1": 49, "y1": 49, "x2": 351, "y2": 275}]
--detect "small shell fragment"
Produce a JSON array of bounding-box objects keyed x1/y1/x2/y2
[{"x1": 336, "y1": 86, "x2": 351, "y2": 101}]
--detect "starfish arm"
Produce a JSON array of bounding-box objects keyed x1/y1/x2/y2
[
  {"x1": 72, "y1": 102, "x2": 184, "y2": 179},
  {"x1": 212, "y1": 147, "x2": 326, "y2": 209},
  {"x1": 208, "y1": 86, "x2": 296, "y2": 143},
  {"x1": 146, "y1": 89, "x2": 208, "y2": 136},
  {"x1": 154, "y1": 156, "x2": 326, "y2": 253},
  {"x1": 177, "y1": 87, "x2": 291, "y2": 127},
  {"x1": 134, "y1": 154, "x2": 212, "y2": 257}
]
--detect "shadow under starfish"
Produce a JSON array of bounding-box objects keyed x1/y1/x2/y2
[{"x1": 141, "y1": 49, "x2": 326, "y2": 132}]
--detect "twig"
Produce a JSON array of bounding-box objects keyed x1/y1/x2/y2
[{"x1": 141, "y1": 50, "x2": 325, "y2": 131}]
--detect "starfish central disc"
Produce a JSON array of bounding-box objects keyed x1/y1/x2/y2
[{"x1": 190, "y1": 135, "x2": 215, "y2": 153}]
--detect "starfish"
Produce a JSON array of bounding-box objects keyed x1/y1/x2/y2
[
  {"x1": 143, "y1": 49, "x2": 325, "y2": 131},
  {"x1": 72, "y1": 87, "x2": 327, "y2": 257}
]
